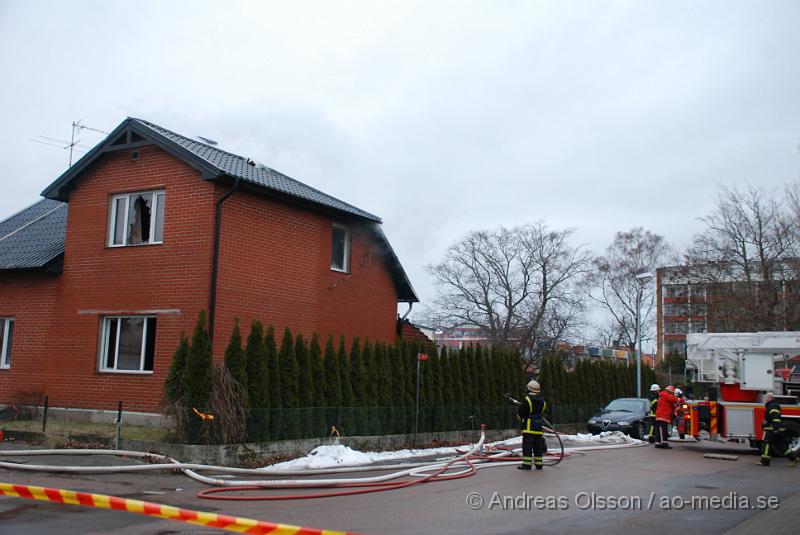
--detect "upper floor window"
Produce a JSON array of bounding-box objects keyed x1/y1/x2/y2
[
  {"x1": 664, "y1": 321, "x2": 688, "y2": 334},
  {"x1": 331, "y1": 224, "x2": 350, "y2": 272},
  {"x1": 99, "y1": 316, "x2": 156, "y2": 373},
  {"x1": 665, "y1": 285, "x2": 689, "y2": 298},
  {"x1": 689, "y1": 322, "x2": 707, "y2": 334},
  {"x1": 109, "y1": 191, "x2": 165, "y2": 247},
  {"x1": 690, "y1": 285, "x2": 707, "y2": 299},
  {"x1": 0, "y1": 318, "x2": 13, "y2": 369}
]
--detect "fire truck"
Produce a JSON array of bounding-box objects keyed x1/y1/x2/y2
[{"x1": 684, "y1": 332, "x2": 800, "y2": 452}]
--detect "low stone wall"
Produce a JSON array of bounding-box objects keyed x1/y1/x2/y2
[
  {"x1": 1, "y1": 404, "x2": 167, "y2": 427},
  {"x1": 121, "y1": 428, "x2": 520, "y2": 466}
]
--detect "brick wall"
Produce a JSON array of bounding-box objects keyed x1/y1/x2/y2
[
  {"x1": 0, "y1": 143, "x2": 402, "y2": 413},
  {"x1": 34, "y1": 146, "x2": 215, "y2": 412},
  {"x1": 0, "y1": 272, "x2": 59, "y2": 402},
  {"x1": 213, "y1": 186, "x2": 399, "y2": 352}
]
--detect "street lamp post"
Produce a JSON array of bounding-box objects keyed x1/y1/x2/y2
[
  {"x1": 635, "y1": 272, "x2": 653, "y2": 399},
  {"x1": 414, "y1": 352, "x2": 428, "y2": 448}
]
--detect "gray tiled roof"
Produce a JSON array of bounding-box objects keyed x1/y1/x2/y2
[
  {"x1": 132, "y1": 119, "x2": 381, "y2": 222},
  {"x1": 0, "y1": 199, "x2": 66, "y2": 269}
]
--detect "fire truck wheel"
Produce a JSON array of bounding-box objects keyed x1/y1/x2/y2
[{"x1": 783, "y1": 420, "x2": 800, "y2": 456}]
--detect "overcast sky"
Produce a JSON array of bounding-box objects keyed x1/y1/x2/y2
[{"x1": 1, "y1": 1, "x2": 799, "y2": 318}]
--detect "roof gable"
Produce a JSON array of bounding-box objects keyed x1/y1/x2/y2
[
  {"x1": 36, "y1": 117, "x2": 416, "y2": 302},
  {"x1": 41, "y1": 118, "x2": 380, "y2": 222}
]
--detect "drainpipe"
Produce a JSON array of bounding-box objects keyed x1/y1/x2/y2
[
  {"x1": 397, "y1": 302, "x2": 414, "y2": 337},
  {"x1": 209, "y1": 176, "x2": 241, "y2": 341}
]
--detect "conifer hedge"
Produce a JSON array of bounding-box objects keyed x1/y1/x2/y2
[{"x1": 166, "y1": 312, "x2": 655, "y2": 444}]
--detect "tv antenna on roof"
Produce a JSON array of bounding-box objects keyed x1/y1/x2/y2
[{"x1": 31, "y1": 120, "x2": 109, "y2": 167}]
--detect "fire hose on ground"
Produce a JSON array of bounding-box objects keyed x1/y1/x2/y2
[
  {"x1": 0, "y1": 426, "x2": 648, "y2": 531},
  {"x1": 0, "y1": 426, "x2": 646, "y2": 499}
]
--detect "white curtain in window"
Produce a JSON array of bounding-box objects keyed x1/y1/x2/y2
[{"x1": 116, "y1": 317, "x2": 145, "y2": 370}]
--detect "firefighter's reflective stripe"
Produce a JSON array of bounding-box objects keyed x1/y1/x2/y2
[
  {"x1": 762, "y1": 443, "x2": 771, "y2": 460},
  {"x1": 533, "y1": 456, "x2": 543, "y2": 466},
  {"x1": 521, "y1": 456, "x2": 532, "y2": 466},
  {"x1": 522, "y1": 396, "x2": 543, "y2": 434},
  {"x1": 766, "y1": 407, "x2": 783, "y2": 431},
  {"x1": 524, "y1": 396, "x2": 533, "y2": 432}
]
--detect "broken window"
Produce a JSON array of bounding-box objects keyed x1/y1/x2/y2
[
  {"x1": 0, "y1": 318, "x2": 13, "y2": 368},
  {"x1": 109, "y1": 191, "x2": 165, "y2": 246},
  {"x1": 331, "y1": 224, "x2": 350, "y2": 272},
  {"x1": 99, "y1": 316, "x2": 156, "y2": 372}
]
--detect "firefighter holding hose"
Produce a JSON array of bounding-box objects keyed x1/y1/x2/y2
[{"x1": 517, "y1": 380, "x2": 549, "y2": 471}]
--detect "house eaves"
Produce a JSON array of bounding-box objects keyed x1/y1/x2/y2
[{"x1": 370, "y1": 224, "x2": 418, "y2": 303}]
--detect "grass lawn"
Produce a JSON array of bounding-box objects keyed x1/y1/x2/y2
[{"x1": 1, "y1": 417, "x2": 172, "y2": 446}]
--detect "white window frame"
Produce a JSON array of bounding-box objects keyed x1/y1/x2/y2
[
  {"x1": 0, "y1": 318, "x2": 13, "y2": 369},
  {"x1": 331, "y1": 223, "x2": 351, "y2": 273},
  {"x1": 108, "y1": 190, "x2": 165, "y2": 247},
  {"x1": 98, "y1": 316, "x2": 156, "y2": 374}
]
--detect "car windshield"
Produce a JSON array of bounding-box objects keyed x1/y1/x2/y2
[{"x1": 604, "y1": 399, "x2": 644, "y2": 413}]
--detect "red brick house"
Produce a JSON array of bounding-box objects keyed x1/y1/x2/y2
[{"x1": 0, "y1": 118, "x2": 417, "y2": 413}]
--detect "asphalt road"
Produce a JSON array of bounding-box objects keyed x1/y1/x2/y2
[{"x1": 1, "y1": 438, "x2": 799, "y2": 535}]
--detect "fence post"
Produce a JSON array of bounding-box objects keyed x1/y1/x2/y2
[
  {"x1": 114, "y1": 401, "x2": 123, "y2": 450},
  {"x1": 42, "y1": 395, "x2": 49, "y2": 433}
]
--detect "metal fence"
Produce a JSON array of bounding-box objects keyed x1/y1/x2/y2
[
  {"x1": 172, "y1": 404, "x2": 601, "y2": 443},
  {"x1": 2, "y1": 402, "x2": 600, "y2": 445}
]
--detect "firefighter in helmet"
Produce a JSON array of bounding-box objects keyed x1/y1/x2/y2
[
  {"x1": 760, "y1": 392, "x2": 799, "y2": 467},
  {"x1": 517, "y1": 379, "x2": 549, "y2": 470},
  {"x1": 647, "y1": 384, "x2": 660, "y2": 443},
  {"x1": 654, "y1": 385, "x2": 678, "y2": 449}
]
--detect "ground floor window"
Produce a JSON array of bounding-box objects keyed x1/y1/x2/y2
[
  {"x1": 99, "y1": 316, "x2": 156, "y2": 372},
  {"x1": 0, "y1": 318, "x2": 13, "y2": 368}
]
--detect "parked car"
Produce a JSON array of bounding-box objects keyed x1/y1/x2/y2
[{"x1": 587, "y1": 397, "x2": 650, "y2": 439}]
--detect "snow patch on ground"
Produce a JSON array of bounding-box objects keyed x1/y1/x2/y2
[
  {"x1": 262, "y1": 444, "x2": 462, "y2": 471},
  {"x1": 262, "y1": 431, "x2": 644, "y2": 471},
  {"x1": 496, "y1": 431, "x2": 644, "y2": 447}
]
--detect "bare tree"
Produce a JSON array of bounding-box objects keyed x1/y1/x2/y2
[
  {"x1": 683, "y1": 183, "x2": 797, "y2": 331},
  {"x1": 427, "y1": 221, "x2": 593, "y2": 366},
  {"x1": 590, "y1": 227, "x2": 674, "y2": 351},
  {"x1": 783, "y1": 180, "x2": 800, "y2": 278},
  {"x1": 590, "y1": 317, "x2": 629, "y2": 349}
]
